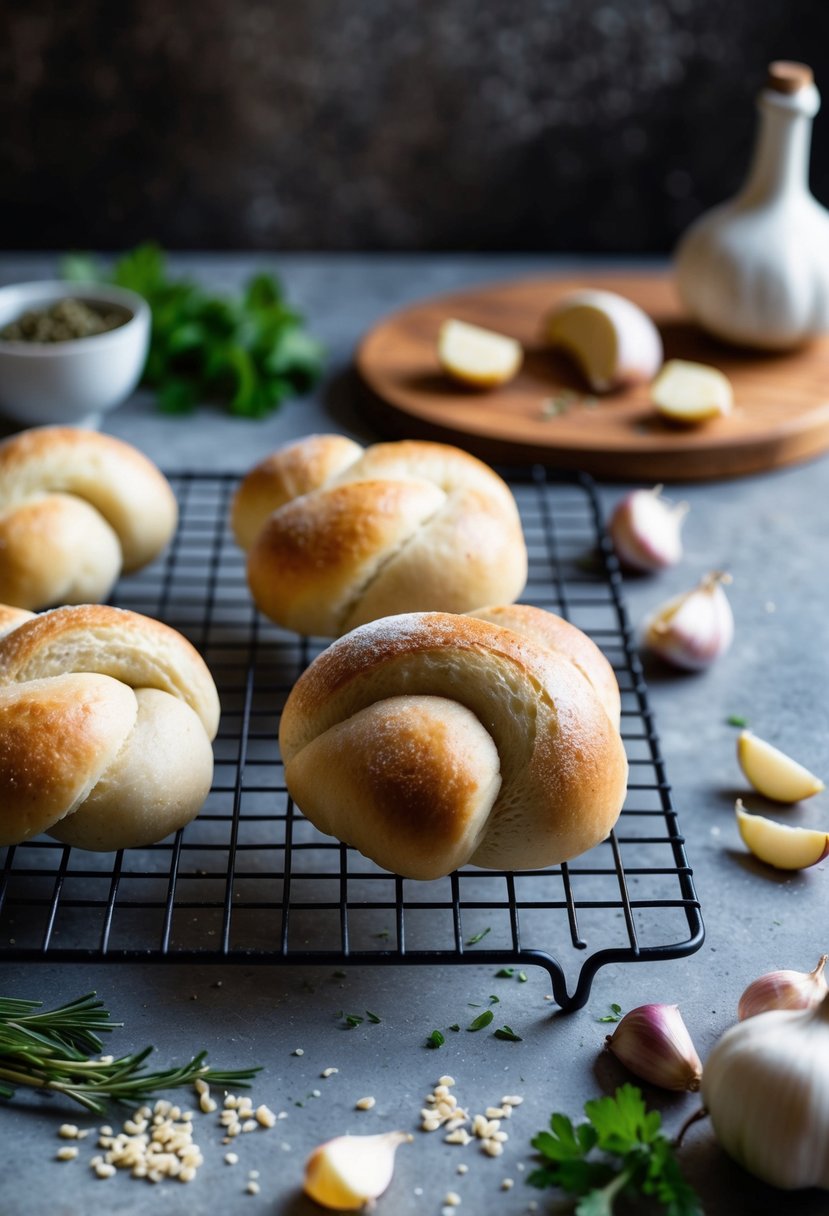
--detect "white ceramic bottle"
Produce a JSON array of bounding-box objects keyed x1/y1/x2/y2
[{"x1": 675, "y1": 61, "x2": 829, "y2": 350}]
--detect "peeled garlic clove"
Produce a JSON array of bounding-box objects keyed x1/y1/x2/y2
[
  {"x1": 544, "y1": 289, "x2": 663, "y2": 393},
  {"x1": 438, "y1": 318, "x2": 523, "y2": 388},
  {"x1": 605, "y1": 1003, "x2": 702, "y2": 1092},
  {"x1": 651, "y1": 359, "x2": 733, "y2": 425},
  {"x1": 608, "y1": 486, "x2": 688, "y2": 573},
  {"x1": 735, "y1": 800, "x2": 829, "y2": 870},
  {"x1": 737, "y1": 730, "x2": 825, "y2": 803},
  {"x1": 738, "y1": 955, "x2": 829, "y2": 1020},
  {"x1": 643, "y1": 571, "x2": 734, "y2": 670},
  {"x1": 303, "y1": 1130, "x2": 412, "y2": 1210}
]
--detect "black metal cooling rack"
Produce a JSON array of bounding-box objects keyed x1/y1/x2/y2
[{"x1": 0, "y1": 469, "x2": 703, "y2": 1010}]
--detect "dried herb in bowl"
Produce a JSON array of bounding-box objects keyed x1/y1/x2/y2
[{"x1": 1, "y1": 297, "x2": 128, "y2": 343}]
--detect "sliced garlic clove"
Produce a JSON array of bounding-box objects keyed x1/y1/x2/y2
[
  {"x1": 544, "y1": 289, "x2": 663, "y2": 393},
  {"x1": 737, "y1": 730, "x2": 825, "y2": 803},
  {"x1": 438, "y1": 318, "x2": 523, "y2": 388},
  {"x1": 643, "y1": 571, "x2": 734, "y2": 670},
  {"x1": 605, "y1": 1002, "x2": 703, "y2": 1092},
  {"x1": 651, "y1": 359, "x2": 733, "y2": 424},
  {"x1": 303, "y1": 1130, "x2": 412, "y2": 1210},
  {"x1": 735, "y1": 800, "x2": 829, "y2": 870},
  {"x1": 738, "y1": 955, "x2": 829, "y2": 1020},
  {"x1": 608, "y1": 485, "x2": 688, "y2": 573}
]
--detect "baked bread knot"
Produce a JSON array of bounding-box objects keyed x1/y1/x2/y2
[
  {"x1": 0, "y1": 604, "x2": 220, "y2": 851},
  {"x1": 231, "y1": 435, "x2": 528, "y2": 636},
  {"x1": 279, "y1": 604, "x2": 627, "y2": 879},
  {"x1": 0, "y1": 427, "x2": 178, "y2": 610}
]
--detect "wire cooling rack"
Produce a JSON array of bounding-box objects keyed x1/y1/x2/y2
[{"x1": 0, "y1": 469, "x2": 703, "y2": 1010}]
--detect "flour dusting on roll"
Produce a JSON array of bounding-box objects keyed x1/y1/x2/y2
[
  {"x1": 279, "y1": 606, "x2": 628, "y2": 879},
  {"x1": 232, "y1": 435, "x2": 528, "y2": 637}
]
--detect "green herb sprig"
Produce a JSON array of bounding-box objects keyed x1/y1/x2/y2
[
  {"x1": 0, "y1": 992, "x2": 260, "y2": 1116},
  {"x1": 62, "y1": 244, "x2": 324, "y2": 417},
  {"x1": 529, "y1": 1083, "x2": 701, "y2": 1216}
]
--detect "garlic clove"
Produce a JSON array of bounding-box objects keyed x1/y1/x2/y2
[
  {"x1": 643, "y1": 571, "x2": 734, "y2": 671},
  {"x1": 605, "y1": 1002, "x2": 702, "y2": 1092},
  {"x1": 735, "y1": 799, "x2": 829, "y2": 870},
  {"x1": 737, "y1": 730, "x2": 825, "y2": 803},
  {"x1": 544, "y1": 289, "x2": 663, "y2": 393},
  {"x1": 608, "y1": 485, "x2": 688, "y2": 573},
  {"x1": 651, "y1": 359, "x2": 733, "y2": 425},
  {"x1": 738, "y1": 955, "x2": 829, "y2": 1020},
  {"x1": 303, "y1": 1130, "x2": 412, "y2": 1210},
  {"x1": 438, "y1": 318, "x2": 523, "y2": 389}
]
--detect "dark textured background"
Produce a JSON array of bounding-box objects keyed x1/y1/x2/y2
[{"x1": 2, "y1": 0, "x2": 828, "y2": 252}]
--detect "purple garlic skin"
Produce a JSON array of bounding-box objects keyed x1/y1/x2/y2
[
  {"x1": 609, "y1": 487, "x2": 688, "y2": 574},
  {"x1": 605, "y1": 1002, "x2": 702, "y2": 1092},
  {"x1": 738, "y1": 955, "x2": 829, "y2": 1020}
]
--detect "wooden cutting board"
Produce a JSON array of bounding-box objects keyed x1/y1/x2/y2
[{"x1": 355, "y1": 273, "x2": 829, "y2": 481}]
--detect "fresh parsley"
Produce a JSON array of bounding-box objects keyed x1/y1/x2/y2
[
  {"x1": 365, "y1": 1011, "x2": 382, "y2": 1024},
  {"x1": 493, "y1": 1025, "x2": 523, "y2": 1042},
  {"x1": 726, "y1": 714, "x2": 749, "y2": 728},
  {"x1": 426, "y1": 1030, "x2": 445, "y2": 1049},
  {"x1": 62, "y1": 243, "x2": 324, "y2": 417},
  {"x1": 598, "y1": 1003, "x2": 624, "y2": 1024},
  {"x1": 529, "y1": 1083, "x2": 702, "y2": 1216},
  {"x1": 465, "y1": 927, "x2": 491, "y2": 946},
  {"x1": 467, "y1": 1010, "x2": 495, "y2": 1032},
  {"x1": 495, "y1": 967, "x2": 515, "y2": 978}
]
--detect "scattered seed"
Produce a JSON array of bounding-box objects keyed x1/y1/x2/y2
[
  {"x1": 444, "y1": 1192, "x2": 462, "y2": 1206},
  {"x1": 58, "y1": 1124, "x2": 79, "y2": 1139},
  {"x1": 292, "y1": 1048, "x2": 304, "y2": 1056},
  {"x1": 457, "y1": 1163, "x2": 469, "y2": 1175},
  {"x1": 321, "y1": 1067, "x2": 339, "y2": 1078},
  {"x1": 356, "y1": 1096, "x2": 376, "y2": 1110},
  {"x1": 501, "y1": 1178, "x2": 514, "y2": 1190},
  {"x1": 246, "y1": 1181, "x2": 260, "y2": 1195},
  {"x1": 57, "y1": 1147, "x2": 78, "y2": 1161},
  {"x1": 225, "y1": 1153, "x2": 239, "y2": 1166}
]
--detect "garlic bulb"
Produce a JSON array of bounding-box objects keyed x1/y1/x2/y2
[
  {"x1": 605, "y1": 1003, "x2": 702, "y2": 1092},
  {"x1": 702, "y1": 992, "x2": 829, "y2": 1189},
  {"x1": 738, "y1": 955, "x2": 829, "y2": 1020},
  {"x1": 675, "y1": 61, "x2": 829, "y2": 350},
  {"x1": 608, "y1": 486, "x2": 688, "y2": 573},
  {"x1": 643, "y1": 571, "x2": 734, "y2": 671},
  {"x1": 304, "y1": 1131, "x2": 412, "y2": 1210}
]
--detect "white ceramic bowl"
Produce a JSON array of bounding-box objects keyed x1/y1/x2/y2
[{"x1": 0, "y1": 280, "x2": 151, "y2": 429}]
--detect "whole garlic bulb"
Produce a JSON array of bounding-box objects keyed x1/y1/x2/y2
[
  {"x1": 675, "y1": 61, "x2": 829, "y2": 349},
  {"x1": 702, "y1": 992, "x2": 829, "y2": 1189}
]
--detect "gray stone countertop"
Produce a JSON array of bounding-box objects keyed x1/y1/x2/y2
[{"x1": 1, "y1": 254, "x2": 828, "y2": 1216}]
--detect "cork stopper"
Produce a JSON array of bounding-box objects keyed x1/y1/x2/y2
[{"x1": 767, "y1": 61, "x2": 814, "y2": 94}]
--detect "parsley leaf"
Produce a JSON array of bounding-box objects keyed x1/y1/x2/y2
[
  {"x1": 467, "y1": 1010, "x2": 494, "y2": 1032},
  {"x1": 493, "y1": 1025, "x2": 523, "y2": 1041},
  {"x1": 465, "y1": 928, "x2": 491, "y2": 946},
  {"x1": 495, "y1": 968, "x2": 515, "y2": 978},
  {"x1": 61, "y1": 244, "x2": 324, "y2": 417},
  {"x1": 598, "y1": 1003, "x2": 623, "y2": 1024},
  {"x1": 365, "y1": 1011, "x2": 381, "y2": 1024},
  {"x1": 530, "y1": 1084, "x2": 702, "y2": 1216},
  {"x1": 426, "y1": 1030, "x2": 445, "y2": 1049},
  {"x1": 726, "y1": 714, "x2": 749, "y2": 728}
]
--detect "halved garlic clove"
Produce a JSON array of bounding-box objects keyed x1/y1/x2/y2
[
  {"x1": 438, "y1": 318, "x2": 523, "y2": 388},
  {"x1": 303, "y1": 1130, "x2": 412, "y2": 1210},
  {"x1": 738, "y1": 955, "x2": 829, "y2": 1020},
  {"x1": 735, "y1": 799, "x2": 829, "y2": 870},
  {"x1": 643, "y1": 571, "x2": 734, "y2": 670},
  {"x1": 737, "y1": 730, "x2": 825, "y2": 803},
  {"x1": 608, "y1": 485, "x2": 688, "y2": 573},
  {"x1": 605, "y1": 1003, "x2": 702, "y2": 1092},
  {"x1": 544, "y1": 289, "x2": 663, "y2": 393},
  {"x1": 651, "y1": 359, "x2": 733, "y2": 425}
]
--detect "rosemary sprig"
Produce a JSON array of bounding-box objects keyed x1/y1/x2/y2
[{"x1": 0, "y1": 992, "x2": 261, "y2": 1116}]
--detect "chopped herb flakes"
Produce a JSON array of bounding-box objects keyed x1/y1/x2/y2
[{"x1": 426, "y1": 1030, "x2": 445, "y2": 1049}]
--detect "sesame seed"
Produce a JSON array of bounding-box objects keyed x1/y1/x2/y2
[
  {"x1": 486, "y1": 1106, "x2": 506, "y2": 1119},
  {"x1": 438, "y1": 1075, "x2": 455, "y2": 1087},
  {"x1": 501, "y1": 1178, "x2": 514, "y2": 1190},
  {"x1": 225, "y1": 1153, "x2": 239, "y2": 1165},
  {"x1": 483, "y1": 1139, "x2": 504, "y2": 1157},
  {"x1": 311, "y1": 1090, "x2": 321, "y2": 1099},
  {"x1": 249, "y1": 1170, "x2": 260, "y2": 1179},
  {"x1": 502, "y1": 1095, "x2": 523, "y2": 1106},
  {"x1": 242, "y1": 1120, "x2": 257, "y2": 1133},
  {"x1": 179, "y1": 1166, "x2": 197, "y2": 1182},
  {"x1": 291, "y1": 1048, "x2": 304, "y2": 1056},
  {"x1": 422, "y1": 1118, "x2": 442, "y2": 1133},
  {"x1": 246, "y1": 1181, "x2": 260, "y2": 1195},
  {"x1": 321, "y1": 1067, "x2": 339, "y2": 1078},
  {"x1": 58, "y1": 1124, "x2": 79, "y2": 1139},
  {"x1": 414, "y1": 1187, "x2": 424, "y2": 1196},
  {"x1": 200, "y1": 1095, "x2": 218, "y2": 1114},
  {"x1": 57, "y1": 1147, "x2": 78, "y2": 1161},
  {"x1": 256, "y1": 1105, "x2": 276, "y2": 1128},
  {"x1": 444, "y1": 1193, "x2": 461, "y2": 1207},
  {"x1": 94, "y1": 1163, "x2": 116, "y2": 1178},
  {"x1": 355, "y1": 1096, "x2": 376, "y2": 1110},
  {"x1": 444, "y1": 1129, "x2": 472, "y2": 1146},
  {"x1": 277, "y1": 1111, "x2": 288, "y2": 1120},
  {"x1": 492, "y1": 1131, "x2": 509, "y2": 1142},
  {"x1": 457, "y1": 1163, "x2": 469, "y2": 1175}
]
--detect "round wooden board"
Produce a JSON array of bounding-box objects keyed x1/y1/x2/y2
[{"x1": 355, "y1": 273, "x2": 829, "y2": 481}]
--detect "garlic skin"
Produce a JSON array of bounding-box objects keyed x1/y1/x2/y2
[
  {"x1": 702, "y1": 992, "x2": 829, "y2": 1189},
  {"x1": 608, "y1": 486, "x2": 688, "y2": 573},
  {"x1": 643, "y1": 572, "x2": 733, "y2": 671},
  {"x1": 675, "y1": 63, "x2": 829, "y2": 350},
  {"x1": 303, "y1": 1131, "x2": 412, "y2": 1210},
  {"x1": 605, "y1": 1003, "x2": 702, "y2": 1092},
  {"x1": 738, "y1": 955, "x2": 829, "y2": 1020}
]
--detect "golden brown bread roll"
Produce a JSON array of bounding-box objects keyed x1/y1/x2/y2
[
  {"x1": 0, "y1": 603, "x2": 220, "y2": 850},
  {"x1": 279, "y1": 605, "x2": 628, "y2": 879},
  {"x1": 232, "y1": 434, "x2": 528, "y2": 636},
  {"x1": 0, "y1": 427, "x2": 178, "y2": 610}
]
